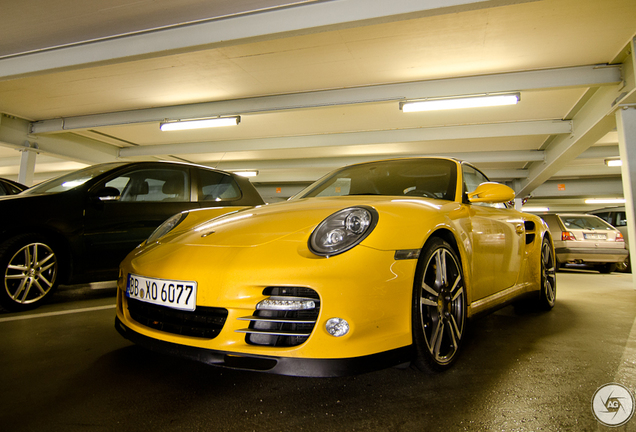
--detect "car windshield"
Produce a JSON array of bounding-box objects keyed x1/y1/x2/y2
[
  {"x1": 23, "y1": 163, "x2": 125, "y2": 195},
  {"x1": 294, "y1": 159, "x2": 457, "y2": 201},
  {"x1": 560, "y1": 215, "x2": 615, "y2": 231}
]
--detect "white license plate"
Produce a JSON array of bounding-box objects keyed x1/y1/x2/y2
[
  {"x1": 126, "y1": 274, "x2": 197, "y2": 311},
  {"x1": 584, "y1": 233, "x2": 607, "y2": 240}
]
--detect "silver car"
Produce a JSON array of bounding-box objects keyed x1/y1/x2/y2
[
  {"x1": 588, "y1": 206, "x2": 630, "y2": 272},
  {"x1": 542, "y1": 213, "x2": 628, "y2": 273}
]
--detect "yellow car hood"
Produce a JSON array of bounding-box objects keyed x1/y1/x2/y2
[{"x1": 165, "y1": 196, "x2": 455, "y2": 250}]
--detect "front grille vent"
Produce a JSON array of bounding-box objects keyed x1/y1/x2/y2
[
  {"x1": 127, "y1": 298, "x2": 228, "y2": 339},
  {"x1": 237, "y1": 287, "x2": 320, "y2": 347}
]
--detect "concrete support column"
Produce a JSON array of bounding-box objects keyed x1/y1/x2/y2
[
  {"x1": 616, "y1": 105, "x2": 636, "y2": 288},
  {"x1": 18, "y1": 141, "x2": 37, "y2": 186}
]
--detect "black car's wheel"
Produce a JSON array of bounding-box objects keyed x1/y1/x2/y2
[
  {"x1": 412, "y1": 237, "x2": 466, "y2": 372},
  {"x1": 0, "y1": 235, "x2": 59, "y2": 312},
  {"x1": 597, "y1": 263, "x2": 617, "y2": 274},
  {"x1": 538, "y1": 236, "x2": 557, "y2": 310}
]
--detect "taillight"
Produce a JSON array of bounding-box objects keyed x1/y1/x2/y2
[
  {"x1": 562, "y1": 231, "x2": 576, "y2": 241},
  {"x1": 616, "y1": 232, "x2": 625, "y2": 242}
]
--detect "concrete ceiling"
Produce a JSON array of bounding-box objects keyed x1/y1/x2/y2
[{"x1": 0, "y1": 0, "x2": 635, "y2": 208}]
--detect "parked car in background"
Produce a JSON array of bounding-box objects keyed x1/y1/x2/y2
[
  {"x1": 0, "y1": 161, "x2": 264, "y2": 312},
  {"x1": 116, "y1": 157, "x2": 556, "y2": 377},
  {"x1": 0, "y1": 177, "x2": 27, "y2": 195},
  {"x1": 542, "y1": 213, "x2": 628, "y2": 273},
  {"x1": 588, "y1": 206, "x2": 630, "y2": 272}
]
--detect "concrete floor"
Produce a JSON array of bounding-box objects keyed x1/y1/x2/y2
[{"x1": 1, "y1": 270, "x2": 635, "y2": 432}]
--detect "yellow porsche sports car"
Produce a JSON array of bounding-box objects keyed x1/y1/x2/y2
[{"x1": 115, "y1": 157, "x2": 556, "y2": 377}]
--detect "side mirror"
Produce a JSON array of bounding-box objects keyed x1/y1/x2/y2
[
  {"x1": 467, "y1": 182, "x2": 515, "y2": 203},
  {"x1": 93, "y1": 186, "x2": 121, "y2": 202}
]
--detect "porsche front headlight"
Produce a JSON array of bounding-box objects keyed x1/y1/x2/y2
[
  {"x1": 147, "y1": 212, "x2": 188, "y2": 243},
  {"x1": 309, "y1": 206, "x2": 378, "y2": 257}
]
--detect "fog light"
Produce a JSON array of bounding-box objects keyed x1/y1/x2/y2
[{"x1": 325, "y1": 318, "x2": 349, "y2": 337}]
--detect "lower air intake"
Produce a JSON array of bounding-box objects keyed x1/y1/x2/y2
[
  {"x1": 238, "y1": 287, "x2": 320, "y2": 347},
  {"x1": 127, "y1": 298, "x2": 228, "y2": 339}
]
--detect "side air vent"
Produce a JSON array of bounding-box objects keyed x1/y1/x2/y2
[
  {"x1": 237, "y1": 287, "x2": 320, "y2": 347},
  {"x1": 524, "y1": 221, "x2": 536, "y2": 245}
]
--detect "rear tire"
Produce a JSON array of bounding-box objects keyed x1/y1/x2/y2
[
  {"x1": 616, "y1": 254, "x2": 631, "y2": 273},
  {"x1": 412, "y1": 237, "x2": 466, "y2": 372},
  {"x1": 538, "y1": 236, "x2": 556, "y2": 310},
  {"x1": 0, "y1": 234, "x2": 60, "y2": 312}
]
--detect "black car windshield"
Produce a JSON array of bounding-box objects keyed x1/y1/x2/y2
[
  {"x1": 23, "y1": 163, "x2": 125, "y2": 195},
  {"x1": 294, "y1": 159, "x2": 457, "y2": 201}
]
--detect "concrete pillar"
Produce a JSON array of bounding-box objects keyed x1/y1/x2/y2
[
  {"x1": 616, "y1": 105, "x2": 636, "y2": 289},
  {"x1": 18, "y1": 141, "x2": 37, "y2": 186}
]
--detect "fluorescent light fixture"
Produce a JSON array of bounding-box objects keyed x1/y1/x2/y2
[
  {"x1": 233, "y1": 170, "x2": 259, "y2": 178},
  {"x1": 522, "y1": 206, "x2": 550, "y2": 212},
  {"x1": 400, "y1": 93, "x2": 520, "y2": 112},
  {"x1": 585, "y1": 198, "x2": 626, "y2": 205},
  {"x1": 605, "y1": 158, "x2": 622, "y2": 167},
  {"x1": 160, "y1": 116, "x2": 240, "y2": 131}
]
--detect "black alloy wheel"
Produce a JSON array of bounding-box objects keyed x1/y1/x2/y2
[
  {"x1": 0, "y1": 235, "x2": 59, "y2": 312},
  {"x1": 412, "y1": 237, "x2": 466, "y2": 372},
  {"x1": 539, "y1": 236, "x2": 557, "y2": 310}
]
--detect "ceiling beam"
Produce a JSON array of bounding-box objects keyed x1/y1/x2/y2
[
  {"x1": 31, "y1": 65, "x2": 620, "y2": 133},
  {"x1": 118, "y1": 120, "x2": 570, "y2": 158},
  {"x1": 530, "y1": 178, "x2": 623, "y2": 198},
  {"x1": 0, "y1": 115, "x2": 120, "y2": 164},
  {"x1": 552, "y1": 165, "x2": 622, "y2": 178},
  {"x1": 517, "y1": 40, "x2": 636, "y2": 197},
  {"x1": 214, "y1": 150, "x2": 546, "y2": 172},
  {"x1": 0, "y1": 0, "x2": 509, "y2": 82},
  {"x1": 216, "y1": 146, "x2": 620, "y2": 183}
]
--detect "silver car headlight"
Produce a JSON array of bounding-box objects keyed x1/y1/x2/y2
[
  {"x1": 309, "y1": 206, "x2": 378, "y2": 257},
  {"x1": 147, "y1": 212, "x2": 188, "y2": 243}
]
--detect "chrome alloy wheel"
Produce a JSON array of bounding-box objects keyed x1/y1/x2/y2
[
  {"x1": 4, "y1": 242, "x2": 58, "y2": 305},
  {"x1": 540, "y1": 237, "x2": 557, "y2": 309},
  {"x1": 416, "y1": 241, "x2": 466, "y2": 368}
]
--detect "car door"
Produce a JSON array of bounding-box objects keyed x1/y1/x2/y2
[
  {"x1": 462, "y1": 164, "x2": 525, "y2": 301},
  {"x1": 82, "y1": 165, "x2": 194, "y2": 277}
]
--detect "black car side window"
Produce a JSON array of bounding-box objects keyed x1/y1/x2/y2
[
  {"x1": 198, "y1": 170, "x2": 241, "y2": 202},
  {"x1": 594, "y1": 212, "x2": 612, "y2": 224},
  {"x1": 106, "y1": 168, "x2": 189, "y2": 202},
  {"x1": 616, "y1": 212, "x2": 627, "y2": 227}
]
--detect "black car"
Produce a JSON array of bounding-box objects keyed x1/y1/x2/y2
[
  {"x1": 0, "y1": 177, "x2": 28, "y2": 195},
  {"x1": 0, "y1": 161, "x2": 264, "y2": 311}
]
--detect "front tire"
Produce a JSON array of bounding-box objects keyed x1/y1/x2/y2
[
  {"x1": 412, "y1": 237, "x2": 466, "y2": 372},
  {"x1": 0, "y1": 235, "x2": 60, "y2": 312}
]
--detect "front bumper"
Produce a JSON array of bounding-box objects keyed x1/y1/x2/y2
[
  {"x1": 116, "y1": 238, "x2": 420, "y2": 375},
  {"x1": 116, "y1": 316, "x2": 413, "y2": 377}
]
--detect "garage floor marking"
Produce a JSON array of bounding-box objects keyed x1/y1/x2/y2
[{"x1": 0, "y1": 304, "x2": 116, "y2": 323}]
